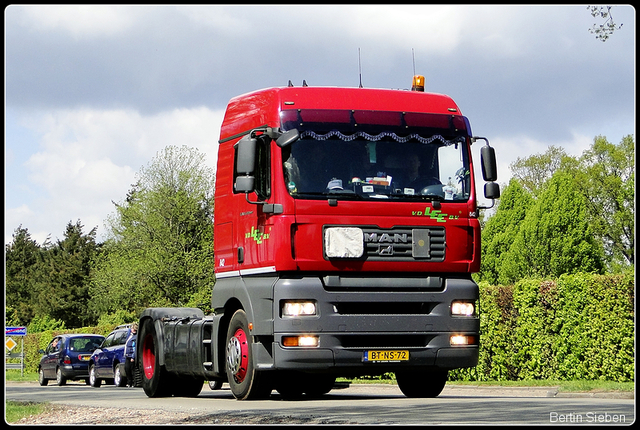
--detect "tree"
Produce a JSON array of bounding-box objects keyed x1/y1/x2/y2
[
  {"x1": 6, "y1": 222, "x2": 99, "y2": 328},
  {"x1": 31, "y1": 220, "x2": 99, "y2": 328},
  {"x1": 5, "y1": 226, "x2": 43, "y2": 325},
  {"x1": 587, "y1": 5, "x2": 623, "y2": 42},
  {"x1": 501, "y1": 171, "x2": 604, "y2": 282},
  {"x1": 90, "y1": 145, "x2": 216, "y2": 317},
  {"x1": 572, "y1": 135, "x2": 634, "y2": 268},
  {"x1": 509, "y1": 145, "x2": 572, "y2": 196},
  {"x1": 480, "y1": 179, "x2": 534, "y2": 285}
]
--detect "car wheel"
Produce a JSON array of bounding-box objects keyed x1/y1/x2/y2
[
  {"x1": 140, "y1": 318, "x2": 172, "y2": 397},
  {"x1": 396, "y1": 369, "x2": 448, "y2": 398},
  {"x1": 38, "y1": 367, "x2": 49, "y2": 386},
  {"x1": 89, "y1": 364, "x2": 101, "y2": 388},
  {"x1": 56, "y1": 367, "x2": 67, "y2": 386},
  {"x1": 225, "y1": 309, "x2": 273, "y2": 400},
  {"x1": 114, "y1": 363, "x2": 127, "y2": 387}
]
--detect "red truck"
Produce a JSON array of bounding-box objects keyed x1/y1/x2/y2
[{"x1": 137, "y1": 77, "x2": 500, "y2": 400}]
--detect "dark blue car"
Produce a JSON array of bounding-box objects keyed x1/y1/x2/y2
[
  {"x1": 89, "y1": 325, "x2": 133, "y2": 387},
  {"x1": 38, "y1": 334, "x2": 105, "y2": 386}
]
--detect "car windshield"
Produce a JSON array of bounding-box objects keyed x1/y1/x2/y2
[{"x1": 282, "y1": 133, "x2": 470, "y2": 203}]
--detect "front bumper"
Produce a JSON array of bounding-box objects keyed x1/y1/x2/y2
[{"x1": 270, "y1": 275, "x2": 479, "y2": 373}]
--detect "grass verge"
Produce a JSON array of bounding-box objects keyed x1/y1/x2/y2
[
  {"x1": 5, "y1": 401, "x2": 53, "y2": 423},
  {"x1": 5, "y1": 370, "x2": 38, "y2": 382}
]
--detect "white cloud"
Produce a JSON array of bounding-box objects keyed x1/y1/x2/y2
[
  {"x1": 346, "y1": 6, "x2": 465, "y2": 54},
  {"x1": 5, "y1": 107, "x2": 224, "y2": 245},
  {"x1": 17, "y1": 5, "x2": 139, "y2": 38},
  {"x1": 176, "y1": 5, "x2": 247, "y2": 32}
]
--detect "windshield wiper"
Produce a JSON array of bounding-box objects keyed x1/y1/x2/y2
[
  {"x1": 400, "y1": 193, "x2": 445, "y2": 202},
  {"x1": 293, "y1": 190, "x2": 362, "y2": 200}
]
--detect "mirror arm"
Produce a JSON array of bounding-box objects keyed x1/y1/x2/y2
[
  {"x1": 477, "y1": 199, "x2": 496, "y2": 211},
  {"x1": 244, "y1": 193, "x2": 283, "y2": 214}
]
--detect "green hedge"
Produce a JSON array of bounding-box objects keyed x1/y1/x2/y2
[
  {"x1": 14, "y1": 273, "x2": 634, "y2": 381},
  {"x1": 16, "y1": 325, "x2": 123, "y2": 374},
  {"x1": 451, "y1": 272, "x2": 634, "y2": 382}
]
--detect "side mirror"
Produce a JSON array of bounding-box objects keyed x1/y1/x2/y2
[
  {"x1": 480, "y1": 144, "x2": 498, "y2": 182},
  {"x1": 234, "y1": 135, "x2": 257, "y2": 193},
  {"x1": 474, "y1": 137, "x2": 500, "y2": 211},
  {"x1": 276, "y1": 129, "x2": 299, "y2": 147},
  {"x1": 484, "y1": 182, "x2": 501, "y2": 200},
  {"x1": 38, "y1": 349, "x2": 45, "y2": 354},
  {"x1": 236, "y1": 135, "x2": 257, "y2": 175}
]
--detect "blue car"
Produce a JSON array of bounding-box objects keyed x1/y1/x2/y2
[
  {"x1": 38, "y1": 334, "x2": 105, "y2": 386},
  {"x1": 89, "y1": 325, "x2": 134, "y2": 387}
]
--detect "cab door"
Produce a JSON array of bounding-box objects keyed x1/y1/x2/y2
[{"x1": 235, "y1": 135, "x2": 275, "y2": 270}]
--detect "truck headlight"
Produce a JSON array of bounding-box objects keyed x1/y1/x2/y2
[
  {"x1": 451, "y1": 300, "x2": 476, "y2": 316},
  {"x1": 282, "y1": 301, "x2": 317, "y2": 317},
  {"x1": 450, "y1": 334, "x2": 477, "y2": 346}
]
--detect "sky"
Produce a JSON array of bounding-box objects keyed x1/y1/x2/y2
[{"x1": 4, "y1": 5, "x2": 636, "y2": 245}]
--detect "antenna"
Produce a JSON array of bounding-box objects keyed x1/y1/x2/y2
[
  {"x1": 358, "y1": 48, "x2": 363, "y2": 88},
  {"x1": 412, "y1": 48, "x2": 416, "y2": 77}
]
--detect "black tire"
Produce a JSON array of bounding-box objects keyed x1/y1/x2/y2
[
  {"x1": 171, "y1": 375, "x2": 204, "y2": 397},
  {"x1": 275, "y1": 372, "x2": 334, "y2": 399},
  {"x1": 304, "y1": 374, "x2": 336, "y2": 397},
  {"x1": 396, "y1": 369, "x2": 448, "y2": 398},
  {"x1": 275, "y1": 371, "x2": 304, "y2": 400},
  {"x1": 38, "y1": 368, "x2": 49, "y2": 386},
  {"x1": 114, "y1": 363, "x2": 127, "y2": 387},
  {"x1": 133, "y1": 365, "x2": 143, "y2": 388},
  {"x1": 140, "y1": 317, "x2": 172, "y2": 397},
  {"x1": 56, "y1": 367, "x2": 67, "y2": 386},
  {"x1": 89, "y1": 364, "x2": 101, "y2": 388},
  {"x1": 225, "y1": 309, "x2": 273, "y2": 400}
]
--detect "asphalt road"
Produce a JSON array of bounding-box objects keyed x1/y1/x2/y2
[{"x1": 5, "y1": 381, "x2": 635, "y2": 425}]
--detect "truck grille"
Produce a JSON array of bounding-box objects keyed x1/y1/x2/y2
[{"x1": 362, "y1": 226, "x2": 445, "y2": 261}]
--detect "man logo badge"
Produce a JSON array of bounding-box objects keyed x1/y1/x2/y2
[{"x1": 377, "y1": 245, "x2": 394, "y2": 256}]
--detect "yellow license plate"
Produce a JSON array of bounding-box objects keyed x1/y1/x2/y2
[{"x1": 363, "y1": 350, "x2": 409, "y2": 362}]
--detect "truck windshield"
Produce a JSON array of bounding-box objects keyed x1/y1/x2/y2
[{"x1": 281, "y1": 110, "x2": 471, "y2": 202}]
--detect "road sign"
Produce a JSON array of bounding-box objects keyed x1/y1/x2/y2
[
  {"x1": 5, "y1": 327, "x2": 27, "y2": 336},
  {"x1": 6, "y1": 337, "x2": 18, "y2": 351}
]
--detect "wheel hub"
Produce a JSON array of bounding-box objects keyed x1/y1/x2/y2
[
  {"x1": 142, "y1": 334, "x2": 155, "y2": 379},
  {"x1": 226, "y1": 329, "x2": 248, "y2": 383}
]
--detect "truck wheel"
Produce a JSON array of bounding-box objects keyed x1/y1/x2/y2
[
  {"x1": 208, "y1": 380, "x2": 223, "y2": 390},
  {"x1": 171, "y1": 375, "x2": 204, "y2": 397},
  {"x1": 396, "y1": 369, "x2": 448, "y2": 398},
  {"x1": 304, "y1": 374, "x2": 336, "y2": 397},
  {"x1": 275, "y1": 371, "x2": 304, "y2": 399},
  {"x1": 225, "y1": 309, "x2": 273, "y2": 400},
  {"x1": 140, "y1": 318, "x2": 171, "y2": 397}
]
